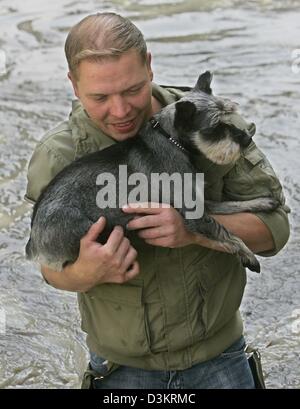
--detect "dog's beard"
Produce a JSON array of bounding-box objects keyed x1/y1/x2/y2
[{"x1": 191, "y1": 131, "x2": 241, "y2": 165}]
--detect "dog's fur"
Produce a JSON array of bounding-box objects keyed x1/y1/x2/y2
[{"x1": 26, "y1": 71, "x2": 278, "y2": 273}]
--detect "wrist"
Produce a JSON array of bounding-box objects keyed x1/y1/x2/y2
[{"x1": 62, "y1": 261, "x2": 94, "y2": 292}]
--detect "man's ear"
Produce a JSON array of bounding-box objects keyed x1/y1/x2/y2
[
  {"x1": 174, "y1": 100, "x2": 197, "y2": 131},
  {"x1": 146, "y1": 52, "x2": 153, "y2": 81},
  {"x1": 68, "y1": 72, "x2": 79, "y2": 98},
  {"x1": 194, "y1": 71, "x2": 213, "y2": 94}
]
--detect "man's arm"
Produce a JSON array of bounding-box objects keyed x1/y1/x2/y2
[
  {"x1": 122, "y1": 204, "x2": 274, "y2": 253},
  {"x1": 211, "y1": 212, "x2": 274, "y2": 254},
  {"x1": 41, "y1": 217, "x2": 140, "y2": 292}
]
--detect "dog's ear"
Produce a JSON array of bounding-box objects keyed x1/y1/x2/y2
[
  {"x1": 195, "y1": 71, "x2": 213, "y2": 94},
  {"x1": 174, "y1": 100, "x2": 197, "y2": 131}
]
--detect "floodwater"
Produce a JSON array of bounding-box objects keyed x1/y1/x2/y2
[{"x1": 0, "y1": 0, "x2": 299, "y2": 389}]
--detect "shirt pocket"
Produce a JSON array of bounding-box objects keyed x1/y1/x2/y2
[
  {"x1": 183, "y1": 247, "x2": 242, "y2": 338},
  {"x1": 193, "y1": 251, "x2": 246, "y2": 337},
  {"x1": 80, "y1": 282, "x2": 151, "y2": 357}
]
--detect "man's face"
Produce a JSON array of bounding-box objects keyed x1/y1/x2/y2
[{"x1": 69, "y1": 50, "x2": 154, "y2": 141}]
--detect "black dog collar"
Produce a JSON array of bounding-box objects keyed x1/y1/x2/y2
[{"x1": 149, "y1": 117, "x2": 187, "y2": 153}]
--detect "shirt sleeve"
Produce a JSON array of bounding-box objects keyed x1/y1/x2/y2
[
  {"x1": 222, "y1": 141, "x2": 290, "y2": 256},
  {"x1": 25, "y1": 141, "x2": 70, "y2": 204}
]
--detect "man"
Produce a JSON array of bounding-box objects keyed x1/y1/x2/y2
[{"x1": 25, "y1": 12, "x2": 290, "y2": 389}]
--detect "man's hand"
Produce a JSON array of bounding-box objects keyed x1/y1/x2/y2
[
  {"x1": 122, "y1": 202, "x2": 275, "y2": 254},
  {"x1": 123, "y1": 203, "x2": 196, "y2": 248},
  {"x1": 41, "y1": 216, "x2": 139, "y2": 292}
]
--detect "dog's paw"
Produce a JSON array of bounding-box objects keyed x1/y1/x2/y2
[
  {"x1": 240, "y1": 253, "x2": 261, "y2": 273},
  {"x1": 258, "y1": 197, "x2": 280, "y2": 212}
]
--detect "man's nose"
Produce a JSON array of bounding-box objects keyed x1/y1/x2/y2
[{"x1": 110, "y1": 96, "x2": 131, "y2": 118}]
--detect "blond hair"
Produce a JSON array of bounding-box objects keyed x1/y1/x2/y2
[{"x1": 65, "y1": 12, "x2": 148, "y2": 79}]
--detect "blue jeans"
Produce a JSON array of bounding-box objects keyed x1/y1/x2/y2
[{"x1": 90, "y1": 336, "x2": 255, "y2": 389}]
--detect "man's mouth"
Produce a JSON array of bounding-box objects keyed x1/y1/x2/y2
[{"x1": 111, "y1": 119, "x2": 137, "y2": 133}]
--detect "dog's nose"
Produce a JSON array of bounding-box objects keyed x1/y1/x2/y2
[{"x1": 247, "y1": 122, "x2": 256, "y2": 137}]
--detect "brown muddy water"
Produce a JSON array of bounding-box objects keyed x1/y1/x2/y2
[{"x1": 0, "y1": 0, "x2": 299, "y2": 388}]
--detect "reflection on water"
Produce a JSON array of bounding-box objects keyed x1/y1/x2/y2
[{"x1": 0, "y1": 0, "x2": 299, "y2": 388}]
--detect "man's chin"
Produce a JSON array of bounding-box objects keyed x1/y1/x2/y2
[
  {"x1": 113, "y1": 130, "x2": 139, "y2": 141},
  {"x1": 108, "y1": 122, "x2": 141, "y2": 141}
]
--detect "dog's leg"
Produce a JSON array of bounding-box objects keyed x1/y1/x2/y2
[
  {"x1": 184, "y1": 215, "x2": 260, "y2": 273},
  {"x1": 26, "y1": 206, "x2": 93, "y2": 271},
  {"x1": 205, "y1": 197, "x2": 279, "y2": 215}
]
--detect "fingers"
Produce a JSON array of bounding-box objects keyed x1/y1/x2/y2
[
  {"x1": 122, "y1": 246, "x2": 138, "y2": 271},
  {"x1": 103, "y1": 247, "x2": 139, "y2": 284},
  {"x1": 105, "y1": 225, "x2": 126, "y2": 253},
  {"x1": 137, "y1": 226, "x2": 168, "y2": 239},
  {"x1": 113, "y1": 238, "x2": 138, "y2": 275},
  {"x1": 142, "y1": 237, "x2": 170, "y2": 247},
  {"x1": 104, "y1": 226, "x2": 139, "y2": 280},
  {"x1": 84, "y1": 216, "x2": 106, "y2": 242},
  {"x1": 126, "y1": 215, "x2": 161, "y2": 231},
  {"x1": 115, "y1": 236, "x2": 130, "y2": 258},
  {"x1": 75, "y1": 216, "x2": 140, "y2": 287},
  {"x1": 124, "y1": 261, "x2": 139, "y2": 281},
  {"x1": 122, "y1": 202, "x2": 171, "y2": 215}
]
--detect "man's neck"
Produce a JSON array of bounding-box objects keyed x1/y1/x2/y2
[{"x1": 151, "y1": 95, "x2": 163, "y2": 116}]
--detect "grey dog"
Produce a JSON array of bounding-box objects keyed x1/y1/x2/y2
[{"x1": 26, "y1": 71, "x2": 278, "y2": 273}]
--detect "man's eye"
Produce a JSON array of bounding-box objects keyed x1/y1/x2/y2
[
  {"x1": 95, "y1": 96, "x2": 107, "y2": 102},
  {"x1": 126, "y1": 87, "x2": 142, "y2": 95}
]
